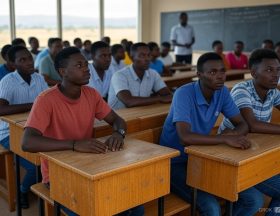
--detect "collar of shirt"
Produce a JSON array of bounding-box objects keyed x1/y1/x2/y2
[
  {"x1": 129, "y1": 64, "x2": 150, "y2": 81},
  {"x1": 14, "y1": 70, "x2": 35, "y2": 86},
  {"x1": 248, "y1": 80, "x2": 274, "y2": 102},
  {"x1": 194, "y1": 81, "x2": 220, "y2": 106},
  {"x1": 90, "y1": 64, "x2": 107, "y2": 81}
]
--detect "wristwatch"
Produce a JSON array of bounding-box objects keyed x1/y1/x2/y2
[{"x1": 115, "y1": 129, "x2": 126, "y2": 138}]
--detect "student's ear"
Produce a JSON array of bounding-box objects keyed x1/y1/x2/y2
[
  {"x1": 58, "y1": 68, "x2": 66, "y2": 78},
  {"x1": 251, "y1": 67, "x2": 257, "y2": 79}
]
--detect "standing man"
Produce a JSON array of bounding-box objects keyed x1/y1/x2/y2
[{"x1": 170, "y1": 12, "x2": 195, "y2": 64}]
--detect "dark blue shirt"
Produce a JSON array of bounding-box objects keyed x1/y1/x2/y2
[{"x1": 0, "y1": 64, "x2": 11, "y2": 81}]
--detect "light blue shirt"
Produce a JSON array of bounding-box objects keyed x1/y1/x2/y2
[
  {"x1": 39, "y1": 54, "x2": 61, "y2": 81},
  {"x1": 0, "y1": 71, "x2": 48, "y2": 141},
  {"x1": 219, "y1": 80, "x2": 280, "y2": 132},
  {"x1": 108, "y1": 65, "x2": 166, "y2": 110},
  {"x1": 109, "y1": 57, "x2": 126, "y2": 74},
  {"x1": 34, "y1": 48, "x2": 49, "y2": 69},
  {"x1": 160, "y1": 81, "x2": 240, "y2": 164},
  {"x1": 87, "y1": 63, "x2": 113, "y2": 98}
]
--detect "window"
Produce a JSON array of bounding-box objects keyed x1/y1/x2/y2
[
  {"x1": 62, "y1": 0, "x2": 99, "y2": 46},
  {"x1": 15, "y1": 0, "x2": 57, "y2": 48},
  {"x1": 104, "y1": 0, "x2": 138, "y2": 45},
  {"x1": 0, "y1": 0, "x2": 10, "y2": 48}
]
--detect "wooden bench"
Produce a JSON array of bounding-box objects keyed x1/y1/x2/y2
[{"x1": 0, "y1": 145, "x2": 16, "y2": 212}]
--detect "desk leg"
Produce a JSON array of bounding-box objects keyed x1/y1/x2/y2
[
  {"x1": 36, "y1": 166, "x2": 44, "y2": 216},
  {"x1": 158, "y1": 196, "x2": 164, "y2": 216},
  {"x1": 191, "y1": 188, "x2": 197, "y2": 216},
  {"x1": 15, "y1": 154, "x2": 22, "y2": 216},
  {"x1": 54, "y1": 201, "x2": 61, "y2": 216},
  {"x1": 226, "y1": 201, "x2": 233, "y2": 216}
]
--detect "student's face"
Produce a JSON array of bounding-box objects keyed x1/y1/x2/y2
[
  {"x1": 252, "y1": 58, "x2": 280, "y2": 89},
  {"x1": 198, "y1": 60, "x2": 226, "y2": 91},
  {"x1": 84, "y1": 42, "x2": 91, "y2": 52},
  {"x1": 213, "y1": 44, "x2": 223, "y2": 55},
  {"x1": 63, "y1": 41, "x2": 70, "y2": 48},
  {"x1": 115, "y1": 48, "x2": 125, "y2": 60},
  {"x1": 161, "y1": 46, "x2": 170, "y2": 57},
  {"x1": 180, "y1": 15, "x2": 188, "y2": 26},
  {"x1": 262, "y1": 43, "x2": 274, "y2": 50},
  {"x1": 93, "y1": 47, "x2": 111, "y2": 70},
  {"x1": 13, "y1": 49, "x2": 34, "y2": 74},
  {"x1": 234, "y1": 43, "x2": 243, "y2": 55},
  {"x1": 60, "y1": 53, "x2": 90, "y2": 85},
  {"x1": 5, "y1": 54, "x2": 16, "y2": 71},
  {"x1": 30, "y1": 39, "x2": 39, "y2": 50},
  {"x1": 151, "y1": 46, "x2": 160, "y2": 59},
  {"x1": 75, "y1": 40, "x2": 83, "y2": 49},
  {"x1": 132, "y1": 46, "x2": 151, "y2": 71},
  {"x1": 50, "y1": 41, "x2": 63, "y2": 57}
]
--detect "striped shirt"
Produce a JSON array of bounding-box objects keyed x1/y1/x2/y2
[
  {"x1": 0, "y1": 71, "x2": 48, "y2": 141},
  {"x1": 108, "y1": 65, "x2": 166, "y2": 110},
  {"x1": 219, "y1": 80, "x2": 280, "y2": 132}
]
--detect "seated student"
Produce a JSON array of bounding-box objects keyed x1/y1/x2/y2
[
  {"x1": 109, "y1": 44, "x2": 126, "y2": 73},
  {"x1": 160, "y1": 52, "x2": 264, "y2": 216},
  {"x1": 39, "y1": 38, "x2": 63, "y2": 86},
  {"x1": 22, "y1": 47, "x2": 144, "y2": 216},
  {"x1": 212, "y1": 40, "x2": 230, "y2": 70},
  {"x1": 101, "y1": 36, "x2": 111, "y2": 46},
  {"x1": 0, "y1": 46, "x2": 48, "y2": 208},
  {"x1": 226, "y1": 41, "x2": 248, "y2": 69},
  {"x1": 28, "y1": 37, "x2": 41, "y2": 61},
  {"x1": 81, "y1": 39, "x2": 92, "y2": 61},
  {"x1": 12, "y1": 38, "x2": 26, "y2": 47},
  {"x1": 158, "y1": 41, "x2": 174, "y2": 67},
  {"x1": 34, "y1": 45, "x2": 50, "y2": 70},
  {"x1": 88, "y1": 41, "x2": 113, "y2": 100},
  {"x1": 148, "y1": 42, "x2": 165, "y2": 75},
  {"x1": 262, "y1": 39, "x2": 274, "y2": 50},
  {"x1": 0, "y1": 44, "x2": 15, "y2": 80},
  {"x1": 275, "y1": 41, "x2": 280, "y2": 60},
  {"x1": 63, "y1": 40, "x2": 71, "y2": 48},
  {"x1": 73, "y1": 37, "x2": 83, "y2": 50},
  {"x1": 108, "y1": 42, "x2": 172, "y2": 110},
  {"x1": 219, "y1": 49, "x2": 280, "y2": 213}
]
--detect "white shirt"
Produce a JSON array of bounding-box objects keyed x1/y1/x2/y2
[
  {"x1": 0, "y1": 71, "x2": 48, "y2": 141},
  {"x1": 158, "y1": 54, "x2": 174, "y2": 66},
  {"x1": 170, "y1": 24, "x2": 195, "y2": 55},
  {"x1": 109, "y1": 57, "x2": 126, "y2": 74},
  {"x1": 87, "y1": 64, "x2": 113, "y2": 98},
  {"x1": 108, "y1": 65, "x2": 166, "y2": 110}
]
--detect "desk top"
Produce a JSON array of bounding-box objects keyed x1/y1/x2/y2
[
  {"x1": 1, "y1": 112, "x2": 29, "y2": 125},
  {"x1": 185, "y1": 133, "x2": 280, "y2": 166},
  {"x1": 41, "y1": 138, "x2": 179, "y2": 181}
]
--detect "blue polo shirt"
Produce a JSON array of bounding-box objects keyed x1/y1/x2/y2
[
  {"x1": 150, "y1": 59, "x2": 164, "y2": 75},
  {"x1": 160, "y1": 81, "x2": 240, "y2": 164},
  {"x1": 0, "y1": 64, "x2": 10, "y2": 81}
]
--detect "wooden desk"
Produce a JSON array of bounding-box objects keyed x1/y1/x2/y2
[
  {"x1": 40, "y1": 138, "x2": 179, "y2": 215},
  {"x1": 185, "y1": 133, "x2": 280, "y2": 202}
]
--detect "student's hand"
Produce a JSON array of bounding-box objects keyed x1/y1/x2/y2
[
  {"x1": 74, "y1": 139, "x2": 108, "y2": 153},
  {"x1": 223, "y1": 135, "x2": 251, "y2": 150},
  {"x1": 105, "y1": 132, "x2": 124, "y2": 152},
  {"x1": 160, "y1": 94, "x2": 173, "y2": 103}
]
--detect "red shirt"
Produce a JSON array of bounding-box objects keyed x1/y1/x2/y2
[{"x1": 226, "y1": 52, "x2": 248, "y2": 69}]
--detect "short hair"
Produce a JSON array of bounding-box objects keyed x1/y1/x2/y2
[
  {"x1": 1, "y1": 44, "x2": 12, "y2": 59},
  {"x1": 197, "y1": 52, "x2": 222, "y2": 72},
  {"x1": 235, "y1": 41, "x2": 244, "y2": 46},
  {"x1": 7, "y1": 46, "x2": 28, "y2": 62},
  {"x1": 11, "y1": 38, "x2": 26, "y2": 46},
  {"x1": 91, "y1": 41, "x2": 109, "y2": 55},
  {"x1": 147, "y1": 42, "x2": 159, "y2": 51},
  {"x1": 73, "y1": 37, "x2": 82, "y2": 44},
  {"x1": 54, "y1": 47, "x2": 81, "y2": 71},
  {"x1": 83, "y1": 40, "x2": 91, "y2": 45},
  {"x1": 179, "y1": 12, "x2": 187, "y2": 18},
  {"x1": 212, "y1": 40, "x2": 222, "y2": 48},
  {"x1": 161, "y1": 41, "x2": 171, "y2": 49},
  {"x1": 249, "y1": 49, "x2": 279, "y2": 69},
  {"x1": 48, "y1": 37, "x2": 62, "y2": 48},
  {"x1": 111, "y1": 44, "x2": 124, "y2": 55},
  {"x1": 263, "y1": 39, "x2": 273, "y2": 45},
  {"x1": 130, "y1": 42, "x2": 148, "y2": 57},
  {"x1": 28, "y1": 36, "x2": 38, "y2": 44}
]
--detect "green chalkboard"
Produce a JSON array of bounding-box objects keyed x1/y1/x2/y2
[{"x1": 161, "y1": 4, "x2": 280, "y2": 51}]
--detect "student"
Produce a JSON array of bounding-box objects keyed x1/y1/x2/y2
[
  {"x1": 109, "y1": 44, "x2": 126, "y2": 73},
  {"x1": 12, "y1": 38, "x2": 26, "y2": 47},
  {"x1": 0, "y1": 46, "x2": 48, "y2": 208},
  {"x1": 122, "y1": 41, "x2": 133, "y2": 65},
  {"x1": 275, "y1": 41, "x2": 280, "y2": 60},
  {"x1": 81, "y1": 39, "x2": 92, "y2": 61},
  {"x1": 73, "y1": 37, "x2": 83, "y2": 50},
  {"x1": 101, "y1": 36, "x2": 111, "y2": 46},
  {"x1": 160, "y1": 52, "x2": 263, "y2": 216},
  {"x1": 262, "y1": 39, "x2": 274, "y2": 50},
  {"x1": 226, "y1": 41, "x2": 248, "y2": 69},
  {"x1": 39, "y1": 38, "x2": 63, "y2": 86},
  {"x1": 158, "y1": 41, "x2": 174, "y2": 67},
  {"x1": 0, "y1": 44, "x2": 15, "y2": 80},
  {"x1": 63, "y1": 40, "x2": 71, "y2": 48},
  {"x1": 28, "y1": 36, "x2": 41, "y2": 61},
  {"x1": 108, "y1": 42, "x2": 172, "y2": 110},
  {"x1": 22, "y1": 47, "x2": 144, "y2": 216},
  {"x1": 219, "y1": 49, "x2": 280, "y2": 214},
  {"x1": 148, "y1": 42, "x2": 165, "y2": 75},
  {"x1": 212, "y1": 40, "x2": 230, "y2": 70},
  {"x1": 34, "y1": 39, "x2": 51, "y2": 70},
  {"x1": 170, "y1": 12, "x2": 195, "y2": 64},
  {"x1": 88, "y1": 41, "x2": 113, "y2": 100}
]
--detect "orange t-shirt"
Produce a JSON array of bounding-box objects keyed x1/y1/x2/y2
[{"x1": 25, "y1": 85, "x2": 111, "y2": 183}]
